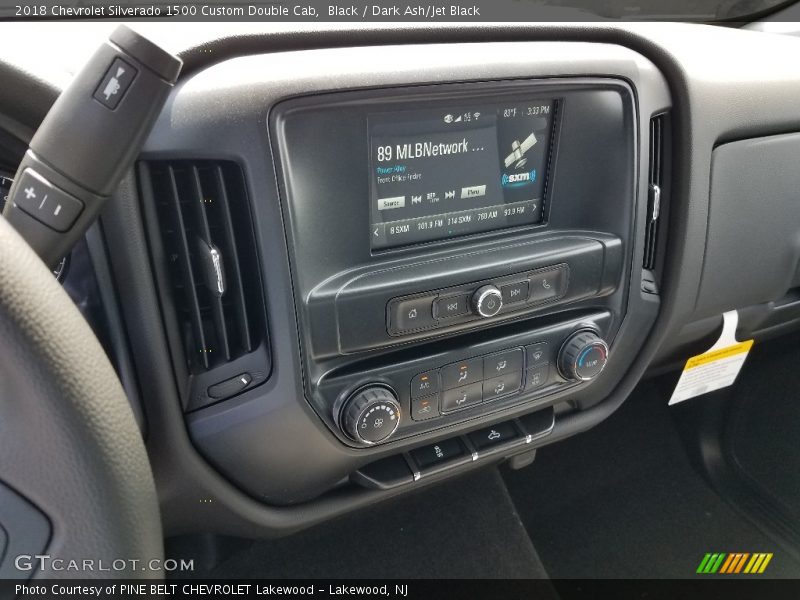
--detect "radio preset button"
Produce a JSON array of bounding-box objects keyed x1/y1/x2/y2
[
  {"x1": 501, "y1": 280, "x2": 530, "y2": 304},
  {"x1": 441, "y1": 382, "x2": 483, "y2": 412},
  {"x1": 389, "y1": 295, "x2": 437, "y2": 333},
  {"x1": 441, "y1": 358, "x2": 483, "y2": 389},
  {"x1": 435, "y1": 294, "x2": 470, "y2": 319},
  {"x1": 411, "y1": 371, "x2": 440, "y2": 398}
]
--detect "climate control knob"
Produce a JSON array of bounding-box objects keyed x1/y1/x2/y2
[
  {"x1": 558, "y1": 331, "x2": 609, "y2": 382},
  {"x1": 340, "y1": 386, "x2": 401, "y2": 445},
  {"x1": 472, "y1": 285, "x2": 503, "y2": 318}
]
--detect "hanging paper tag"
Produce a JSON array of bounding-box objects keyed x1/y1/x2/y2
[{"x1": 668, "y1": 311, "x2": 753, "y2": 406}]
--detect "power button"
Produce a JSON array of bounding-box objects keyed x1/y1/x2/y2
[{"x1": 471, "y1": 285, "x2": 503, "y2": 318}]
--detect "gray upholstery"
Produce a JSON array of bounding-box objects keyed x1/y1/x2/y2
[{"x1": 0, "y1": 215, "x2": 162, "y2": 578}]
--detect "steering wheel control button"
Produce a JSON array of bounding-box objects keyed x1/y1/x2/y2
[
  {"x1": 434, "y1": 294, "x2": 470, "y2": 319},
  {"x1": 442, "y1": 358, "x2": 483, "y2": 389},
  {"x1": 340, "y1": 386, "x2": 401, "y2": 445},
  {"x1": 411, "y1": 395, "x2": 440, "y2": 421},
  {"x1": 525, "y1": 363, "x2": 550, "y2": 391},
  {"x1": 468, "y1": 421, "x2": 518, "y2": 450},
  {"x1": 529, "y1": 267, "x2": 567, "y2": 303},
  {"x1": 94, "y1": 58, "x2": 138, "y2": 109},
  {"x1": 411, "y1": 371, "x2": 440, "y2": 398},
  {"x1": 482, "y1": 372, "x2": 523, "y2": 401},
  {"x1": 441, "y1": 382, "x2": 483, "y2": 413},
  {"x1": 207, "y1": 372, "x2": 252, "y2": 400},
  {"x1": 472, "y1": 284, "x2": 503, "y2": 318},
  {"x1": 558, "y1": 331, "x2": 609, "y2": 381},
  {"x1": 389, "y1": 295, "x2": 437, "y2": 333},
  {"x1": 525, "y1": 342, "x2": 549, "y2": 367},
  {"x1": 484, "y1": 348, "x2": 523, "y2": 377},
  {"x1": 410, "y1": 438, "x2": 466, "y2": 471},
  {"x1": 501, "y1": 280, "x2": 530, "y2": 304},
  {"x1": 12, "y1": 169, "x2": 84, "y2": 232}
]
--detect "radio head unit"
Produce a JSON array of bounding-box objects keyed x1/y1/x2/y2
[{"x1": 369, "y1": 99, "x2": 556, "y2": 249}]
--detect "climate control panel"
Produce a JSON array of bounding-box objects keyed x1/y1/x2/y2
[{"x1": 327, "y1": 312, "x2": 613, "y2": 447}]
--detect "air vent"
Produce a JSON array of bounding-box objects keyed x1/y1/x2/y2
[
  {"x1": 139, "y1": 160, "x2": 266, "y2": 374},
  {"x1": 643, "y1": 115, "x2": 665, "y2": 271}
]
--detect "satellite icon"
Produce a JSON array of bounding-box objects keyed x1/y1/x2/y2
[{"x1": 503, "y1": 132, "x2": 537, "y2": 169}]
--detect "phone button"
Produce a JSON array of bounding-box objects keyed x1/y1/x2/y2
[{"x1": 529, "y1": 267, "x2": 566, "y2": 303}]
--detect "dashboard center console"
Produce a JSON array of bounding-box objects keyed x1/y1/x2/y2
[
  {"x1": 131, "y1": 42, "x2": 670, "y2": 511},
  {"x1": 273, "y1": 78, "x2": 637, "y2": 447}
]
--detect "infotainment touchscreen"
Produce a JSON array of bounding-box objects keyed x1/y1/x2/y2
[{"x1": 369, "y1": 99, "x2": 555, "y2": 250}]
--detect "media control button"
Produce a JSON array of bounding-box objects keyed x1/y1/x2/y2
[
  {"x1": 526, "y1": 363, "x2": 550, "y2": 391},
  {"x1": 529, "y1": 267, "x2": 567, "y2": 303},
  {"x1": 525, "y1": 342, "x2": 549, "y2": 367},
  {"x1": 410, "y1": 438, "x2": 466, "y2": 470},
  {"x1": 460, "y1": 184, "x2": 486, "y2": 199},
  {"x1": 468, "y1": 421, "x2": 519, "y2": 450},
  {"x1": 371, "y1": 223, "x2": 386, "y2": 245},
  {"x1": 484, "y1": 348, "x2": 523, "y2": 376},
  {"x1": 434, "y1": 294, "x2": 470, "y2": 319},
  {"x1": 482, "y1": 371, "x2": 522, "y2": 401},
  {"x1": 377, "y1": 196, "x2": 405, "y2": 210},
  {"x1": 411, "y1": 371, "x2": 440, "y2": 399},
  {"x1": 389, "y1": 296, "x2": 437, "y2": 333},
  {"x1": 441, "y1": 382, "x2": 483, "y2": 412},
  {"x1": 441, "y1": 358, "x2": 483, "y2": 389},
  {"x1": 501, "y1": 280, "x2": 530, "y2": 304},
  {"x1": 411, "y1": 395, "x2": 440, "y2": 421}
]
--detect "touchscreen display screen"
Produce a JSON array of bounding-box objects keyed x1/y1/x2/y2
[{"x1": 369, "y1": 99, "x2": 555, "y2": 249}]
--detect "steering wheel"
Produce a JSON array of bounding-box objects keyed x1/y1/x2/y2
[
  {"x1": 0, "y1": 214, "x2": 163, "y2": 578},
  {"x1": 0, "y1": 26, "x2": 178, "y2": 579}
]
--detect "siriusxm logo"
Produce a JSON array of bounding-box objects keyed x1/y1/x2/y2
[{"x1": 501, "y1": 169, "x2": 537, "y2": 188}]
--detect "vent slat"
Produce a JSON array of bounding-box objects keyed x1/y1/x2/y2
[
  {"x1": 146, "y1": 159, "x2": 265, "y2": 375},
  {"x1": 643, "y1": 115, "x2": 665, "y2": 271},
  {"x1": 188, "y1": 166, "x2": 231, "y2": 362},
  {"x1": 213, "y1": 165, "x2": 253, "y2": 353},
  {"x1": 167, "y1": 166, "x2": 210, "y2": 370}
]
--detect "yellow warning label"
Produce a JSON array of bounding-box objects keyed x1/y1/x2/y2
[{"x1": 685, "y1": 340, "x2": 754, "y2": 370}]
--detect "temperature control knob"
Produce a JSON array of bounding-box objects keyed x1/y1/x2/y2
[
  {"x1": 472, "y1": 285, "x2": 503, "y2": 318},
  {"x1": 340, "y1": 386, "x2": 401, "y2": 445},
  {"x1": 558, "y1": 331, "x2": 609, "y2": 381}
]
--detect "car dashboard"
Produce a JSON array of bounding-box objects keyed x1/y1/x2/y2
[{"x1": 3, "y1": 22, "x2": 800, "y2": 540}]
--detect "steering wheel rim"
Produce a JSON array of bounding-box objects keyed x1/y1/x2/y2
[{"x1": 0, "y1": 215, "x2": 162, "y2": 578}]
